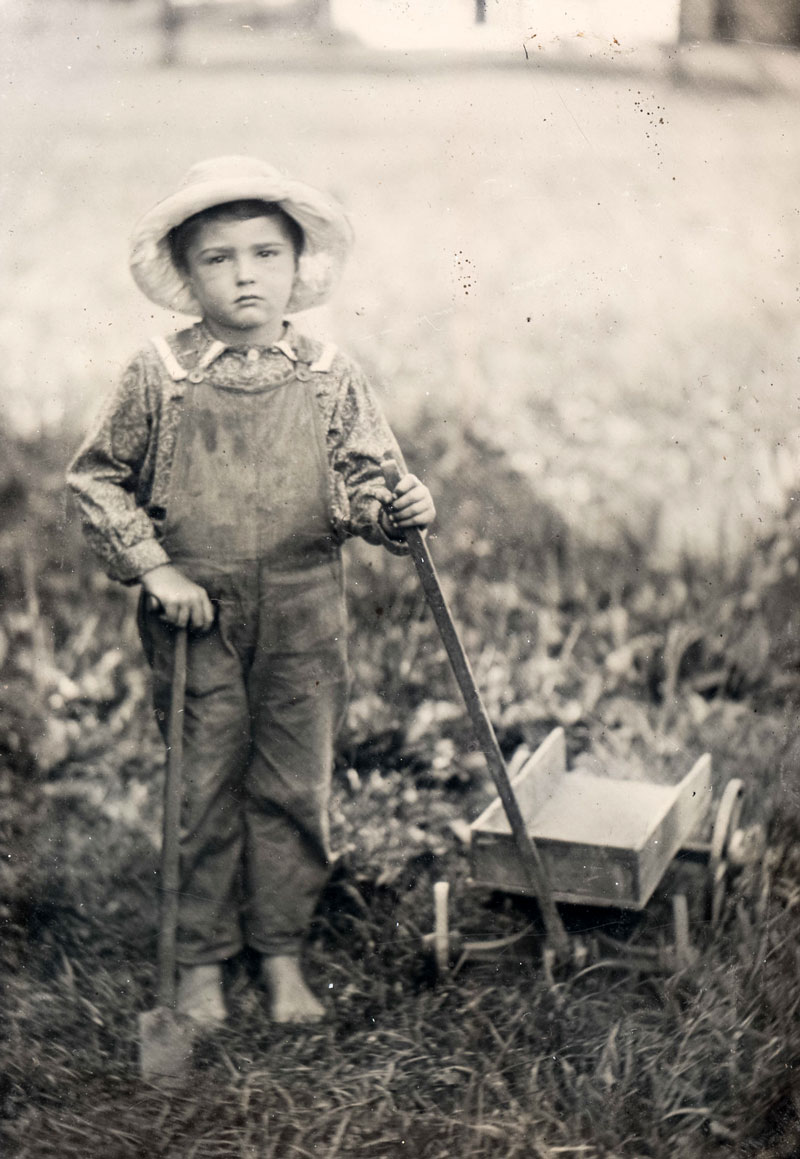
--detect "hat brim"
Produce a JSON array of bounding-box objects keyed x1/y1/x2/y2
[{"x1": 129, "y1": 172, "x2": 353, "y2": 315}]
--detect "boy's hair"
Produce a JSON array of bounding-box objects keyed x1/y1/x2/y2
[{"x1": 168, "y1": 200, "x2": 305, "y2": 272}]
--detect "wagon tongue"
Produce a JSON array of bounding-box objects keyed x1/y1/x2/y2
[{"x1": 381, "y1": 459, "x2": 570, "y2": 960}]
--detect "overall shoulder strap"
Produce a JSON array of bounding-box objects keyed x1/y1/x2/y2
[
  {"x1": 151, "y1": 335, "x2": 188, "y2": 382},
  {"x1": 308, "y1": 342, "x2": 338, "y2": 374},
  {"x1": 151, "y1": 335, "x2": 227, "y2": 383}
]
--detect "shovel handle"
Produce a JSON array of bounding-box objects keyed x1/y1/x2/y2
[
  {"x1": 382, "y1": 458, "x2": 568, "y2": 956},
  {"x1": 157, "y1": 625, "x2": 188, "y2": 1009}
]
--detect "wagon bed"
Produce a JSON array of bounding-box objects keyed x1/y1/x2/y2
[{"x1": 470, "y1": 728, "x2": 713, "y2": 910}]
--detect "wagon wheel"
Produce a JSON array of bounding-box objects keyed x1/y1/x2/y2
[
  {"x1": 709, "y1": 778, "x2": 744, "y2": 930},
  {"x1": 427, "y1": 882, "x2": 561, "y2": 976},
  {"x1": 672, "y1": 893, "x2": 697, "y2": 970},
  {"x1": 433, "y1": 880, "x2": 450, "y2": 974}
]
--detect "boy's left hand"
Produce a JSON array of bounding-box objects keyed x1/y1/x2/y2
[{"x1": 384, "y1": 474, "x2": 436, "y2": 532}]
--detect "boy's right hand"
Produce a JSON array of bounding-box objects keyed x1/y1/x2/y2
[{"x1": 140, "y1": 564, "x2": 215, "y2": 631}]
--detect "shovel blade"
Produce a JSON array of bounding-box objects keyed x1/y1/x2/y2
[{"x1": 138, "y1": 1006, "x2": 196, "y2": 1079}]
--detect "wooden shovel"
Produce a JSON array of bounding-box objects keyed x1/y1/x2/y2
[
  {"x1": 138, "y1": 625, "x2": 196, "y2": 1078},
  {"x1": 382, "y1": 460, "x2": 569, "y2": 958}
]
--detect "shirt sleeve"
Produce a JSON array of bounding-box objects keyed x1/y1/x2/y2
[
  {"x1": 329, "y1": 359, "x2": 410, "y2": 556},
  {"x1": 66, "y1": 354, "x2": 171, "y2": 584}
]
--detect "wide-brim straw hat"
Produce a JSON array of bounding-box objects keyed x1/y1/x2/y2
[{"x1": 129, "y1": 155, "x2": 354, "y2": 315}]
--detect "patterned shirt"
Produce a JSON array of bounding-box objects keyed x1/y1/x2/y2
[{"x1": 67, "y1": 321, "x2": 408, "y2": 583}]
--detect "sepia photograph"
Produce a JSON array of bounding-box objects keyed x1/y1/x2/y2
[{"x1": 2, "y1": 1, "x2": 800, "y2": 1155}]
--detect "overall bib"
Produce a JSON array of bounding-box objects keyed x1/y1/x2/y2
[{"x1": 140, "y1": 348, "x2": 349, "y2": 963}]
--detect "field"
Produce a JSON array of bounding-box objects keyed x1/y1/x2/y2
[{"x1": 4, "y1": 1, "x2": 800, "y2": 1155}]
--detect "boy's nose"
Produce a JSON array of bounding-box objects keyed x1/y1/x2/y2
[{"x1": 235, "y1": 258, "x2": 256, "y2": 283}]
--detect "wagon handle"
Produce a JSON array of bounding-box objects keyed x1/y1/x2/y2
[{"x1": 382, "y1": 459, "x2": 569, "y2": 957}]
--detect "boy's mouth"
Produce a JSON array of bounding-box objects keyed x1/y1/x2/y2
[{"x1": 235, "y1": 294, "x2": 263, "y2": 305}]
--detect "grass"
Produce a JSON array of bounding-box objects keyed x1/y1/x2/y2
[
  {"x1": 4, "y1": 422, "x2": 800, "y2": 1158},
  {"x1": 4, "y1": 2, "x2": 800, "y2": 1156}
]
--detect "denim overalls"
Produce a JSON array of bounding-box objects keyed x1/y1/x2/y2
[{"x1": 139, "y1": 338, "x2": 349, "y2": 963}]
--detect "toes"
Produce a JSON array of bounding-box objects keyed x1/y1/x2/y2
[{"x1": 273, "y1": 1002, "x2": 325, "y2": 1025}]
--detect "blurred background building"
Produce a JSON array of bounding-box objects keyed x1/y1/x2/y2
[
  {"x1": 154, "y1": 0, "x2": 800, "y2": 56},
  {"x1": 680, "y1": 0, "x2": 800, "y2": 43}
]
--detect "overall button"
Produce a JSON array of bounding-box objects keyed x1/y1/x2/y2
[
  {"x1": 188, "y1": 370, "x2": 205, "y2": 384},
  {"x1": 295, "y1": 368, "x2": 312, "y2": 381}
]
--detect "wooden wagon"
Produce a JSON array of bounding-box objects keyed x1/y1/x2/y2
[
  {"x1": 376, "y1": 461, "x2": 761, "y2": 978},
  {"x1": 429, "y1": 727, "x2": 755, "y2": 974}
]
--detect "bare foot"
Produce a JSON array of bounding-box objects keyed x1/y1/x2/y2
[
  {"x1": 176, "y1": 963, "x2": 226, "y2": 1026},
  {"x1": 261, "y1": 955, "x2": 325, "y2": 1024}
]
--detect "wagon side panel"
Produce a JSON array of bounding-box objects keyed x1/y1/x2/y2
[
  {"x1": 470, "y1": 832, "x2": 641, "y2": 908},
  {"x1": 471, "y1": 726, "x2": 567, "y2": 833},
  {"x1": 634, "y1": 753, "x2": 713, "y2": 906}
]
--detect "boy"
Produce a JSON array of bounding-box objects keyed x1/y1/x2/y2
[{"x1": 67, "y1": 156, "x2": 435, "y2": 1026}]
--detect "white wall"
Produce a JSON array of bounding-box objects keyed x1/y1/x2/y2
[{"x1": 331, "y1": 0, "x2": 681, "y2": 50}]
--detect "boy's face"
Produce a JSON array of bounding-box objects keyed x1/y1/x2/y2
[{"x1": 182, "y1": 213, "x2": 298, "y2": 345}]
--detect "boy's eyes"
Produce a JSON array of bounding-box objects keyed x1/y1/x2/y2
[
  {"x1": 200, "y1": 249, "x2": 282, "y2": 265},
  {"x1": 197, "y1": 253, "x2": 230, "y2": 266}
]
